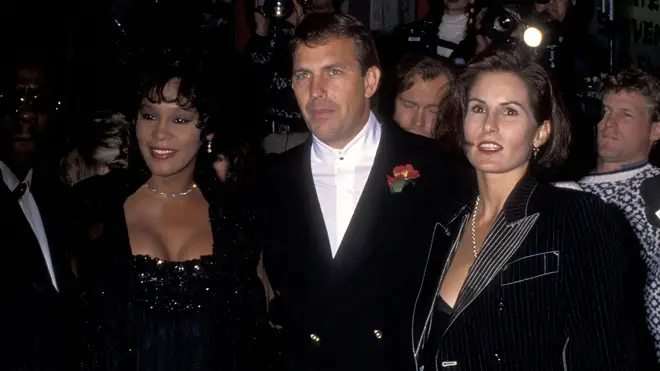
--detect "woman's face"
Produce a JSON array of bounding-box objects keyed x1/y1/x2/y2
[
  {"x1": 463, "y1": 72, "x2": 549, "y2": 176},
  {"x1": 136, "y1": 79, "x2": 202, "y2": 178}
]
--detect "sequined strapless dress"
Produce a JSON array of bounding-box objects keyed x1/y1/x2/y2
[
  {"x1": 78, "y1": 241, "x2": 256, "y2": 371},
  {"x1": 73, "y1": 169, "x2": 273, "y2": 371},
  {"x1": 129, "y1": 254, "x2": 220, "y2": 370}
]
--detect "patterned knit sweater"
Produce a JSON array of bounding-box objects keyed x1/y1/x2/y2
[{"x1": 578, "y1": 163, "x2": 660, "y2": 360}]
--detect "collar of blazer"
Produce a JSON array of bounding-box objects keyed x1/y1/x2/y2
[{"x1": 413, "y1": 173, "x2": 543, "y2": 361}]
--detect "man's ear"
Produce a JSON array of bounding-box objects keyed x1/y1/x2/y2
[
  {"x1": 364, "y1": 65, "x2": 381, "y2": 99},
  {"x1": 651, "y1": 121, "x2": 660, "y2": 142}
]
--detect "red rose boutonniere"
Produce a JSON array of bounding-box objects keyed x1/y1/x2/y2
[{"x1": 387, "y1": 164, "x2": 420, "y2": 193}]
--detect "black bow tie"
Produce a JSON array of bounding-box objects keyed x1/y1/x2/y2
[{"x1": 12, "y1": 182, "x2": 28, "y2": 201}]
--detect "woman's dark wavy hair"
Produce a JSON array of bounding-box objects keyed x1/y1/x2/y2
[
  {"x1": 127, "y1": 46, "x2": 254, "y2": 184},
  {"x1": 435, "y1": 45, "x2": 571, "y2": 177}
]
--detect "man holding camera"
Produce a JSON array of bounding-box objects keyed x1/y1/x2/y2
[
  {"x1": 247, "y1": 0, "x2": 334, "y2": 154},
  {"x1": 393, "y1": 0, "x2": 478, "y2": 66}
]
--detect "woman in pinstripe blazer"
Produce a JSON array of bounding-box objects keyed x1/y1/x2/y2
[{"x1": 412, "y1": 49, "x2": 654, "y2": 370}]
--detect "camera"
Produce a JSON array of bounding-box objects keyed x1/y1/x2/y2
[
  {"x1": 260, "y1": 0, "x2": 308, "y2": 20},
  {"x1": 479, "y1": 4, "x2": 520, "y2": 42},
  {"x1": 475, "y1": 0, "x2": 553, "y2": 42}
]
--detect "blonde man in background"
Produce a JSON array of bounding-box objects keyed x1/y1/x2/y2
[{"x1": 60, "y1": 112, "x2": 129, "y2": 186}]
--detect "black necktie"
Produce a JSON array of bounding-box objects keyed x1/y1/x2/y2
[{"x1": 12, "y1": 182, "x2": 28, "y2": 201}]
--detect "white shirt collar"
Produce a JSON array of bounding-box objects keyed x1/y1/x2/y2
[
  {"x1": 0, "y1": 160, "x2": 32, "y2": 190},
  {"x1": 311, "y1": 111, "x2": 381, "y2": 164}
]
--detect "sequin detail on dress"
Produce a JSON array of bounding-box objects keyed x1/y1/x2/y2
[{"x1": 133, "y1": 255, "x2": 217, "y2": 313}]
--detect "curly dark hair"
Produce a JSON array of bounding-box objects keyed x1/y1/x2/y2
[{"x1": 127, "y1": 46, "x2": 256, "y2": 184}]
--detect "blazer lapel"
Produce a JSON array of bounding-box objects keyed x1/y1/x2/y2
[
  {"x1": 413, "y1": 211, "x2": 468, "y2": 363},
  {"x1": 444, "y1": 175, "x2": 541, "y2": 334}
]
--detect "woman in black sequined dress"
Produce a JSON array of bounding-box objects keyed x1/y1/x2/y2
[{"x1": 70, "y1": 51, "x2": 273, "y2": 371}]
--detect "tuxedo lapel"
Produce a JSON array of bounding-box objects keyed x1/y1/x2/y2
[
  {"x1": 296, "y1": 142, "x2": 334, "y2": 277},
  {"x1": 0, "y1": 179, "x2": 53, "y2": 290},
  {"x1": 332, "y1": 126, "x2": 396, "y2": 283},
  {"x1": 444, "y1": 176, "x2": 541, "y2": 335}
]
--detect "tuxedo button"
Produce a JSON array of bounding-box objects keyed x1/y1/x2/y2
[
  {"x1": 310, "y1": 333, "x2": 321, "y2": 344},
  {"x1": 373, "y1": 329, "x2": 383, "y2": 339}
]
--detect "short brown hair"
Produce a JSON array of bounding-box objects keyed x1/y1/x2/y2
[
  {"x1": 396, "y1": 54, "x2": 456, "y2": 94},
  {"x1": 289, "y1": 12, "x2": 380, "y2": 75},
  {"x1": 436, "y1": 46, "x2": 571, "y2": 176},
  {"x1": 600, "y1": 67, "x2": 660, "y2": 123}
]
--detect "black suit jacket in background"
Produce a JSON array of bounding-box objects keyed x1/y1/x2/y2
[
  {"x1": 413, "y1": 175, "x2": 655, "y2": 370},
  {"x1": 260, "y1": 123, "x2": 472, "y2": 371},
  {"x1": 0, "y1": 172, "x2": 75, "y2": 371}
]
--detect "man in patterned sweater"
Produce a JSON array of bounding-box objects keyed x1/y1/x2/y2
[{"x1": 578, "y1": 67, "x2": 660, "y2": 360}]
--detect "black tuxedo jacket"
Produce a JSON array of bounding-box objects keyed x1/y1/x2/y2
[
  {"x1": 412, "y1": 175, "x2": 655, "y2": 370},
  {"x1": 0, "y1": 171, "x2": 74, "y2": 371},
  {"x1": 260, "y1": 124, "x2": 472, "y2": 371}
]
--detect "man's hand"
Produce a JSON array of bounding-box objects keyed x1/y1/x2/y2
[
  {"x1": 254, "y1": 0, "x2": 270, "y2": 36},
  {"x1": 474, "y1": 8, "x2": 492, "y2": 54},
  {"x1": 286, "y1": 0, "x2": 305, "y2": 27}
]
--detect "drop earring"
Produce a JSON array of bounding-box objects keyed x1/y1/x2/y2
[
  {"x1": 207, "y1": 140, "x2": 212, "y2": 154},
  {"x1": 532, "y1": 147, "x2": 539, "y2": 160}
]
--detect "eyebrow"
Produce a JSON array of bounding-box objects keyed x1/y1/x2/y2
[
  {"x1": 468, "y1": 98, "x2": 530, "y2": 114},
  {"x1": 398, "y1": 97, "x2": 417, "y2": 105},
  {"x1": 293, "y1": 62, "x2": 351, "y2": 74}
]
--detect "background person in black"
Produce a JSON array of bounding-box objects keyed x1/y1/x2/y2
[
  {"x1": 0, "y1": 49, "x2": 75, "y2": 371},
  {"x1": 246, "y1": 0, "x2": 335, "y2": 153},
  {"x1": 393, "y1": 0, "x2": 477, "y2": 66},
  {"x1": 532, "y1": 0, "x2": 608, "y2": 179}
]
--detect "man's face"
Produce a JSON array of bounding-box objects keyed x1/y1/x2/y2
[
  {"x1": 0, "y1": 66, "x2": 53, "y2": 166},
  {"x1": 292, "y1": 37, "x2": 380, "y2": 149},
  {"x1": 534, "y1": 0, "x2": 573, "y2": 22},
  {"x1": 394, "y1": 74, "x2": 450, "y2": 138},
  {"x1": 597, "y1": 91, "x2": 660, "y2": 166},
  {"x1": 444, "y1": 0, "x2": 470, "y2": 14}
]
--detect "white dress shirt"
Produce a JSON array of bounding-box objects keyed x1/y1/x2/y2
[
  {"x1": 0, "y1": 161, "x2": 58, "y2": 290},
  {"x1": 437, "y1": 13, "x2": 468, "y2": 57},
  {"x1": 311, "y1": 112, "x2": 381, "y2": 258}
]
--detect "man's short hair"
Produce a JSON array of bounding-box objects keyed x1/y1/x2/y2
[
  {"x1": 396, "y1": 54, "x2": 457, "y2": 94},
  {"x1": 601, "y1": 67, "x2": 660, "y2": 123},
  {"x1": 289, "y1": 12, "x2": 380, "y2": 75}
]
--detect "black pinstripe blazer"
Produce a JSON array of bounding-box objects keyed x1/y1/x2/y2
[{"x1": 411, "y1": 175, "x2": 655, "y2": 371}]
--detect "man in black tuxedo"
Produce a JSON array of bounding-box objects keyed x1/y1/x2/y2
[
  {"x1": 260, "y1": 12, "x2": 468, "y2": 370},
  {"x1": 0, "y1": 51, "x2": 73, "y2": 371}
]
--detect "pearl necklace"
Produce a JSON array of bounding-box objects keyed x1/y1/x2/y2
[
  {"x1": 471, "y1": 196, "x2": 480, "y2": 258},
  {"x1": 145, "y1": 183, "x2": 197, "y2": 197}
]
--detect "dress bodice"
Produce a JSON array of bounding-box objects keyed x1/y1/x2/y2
[
  {"x1": 72, "y1": 169, "x2": 272, "y2": 371},
  {"x1": 133, "y1": 254, "x2": 218, "y2": 313}
]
